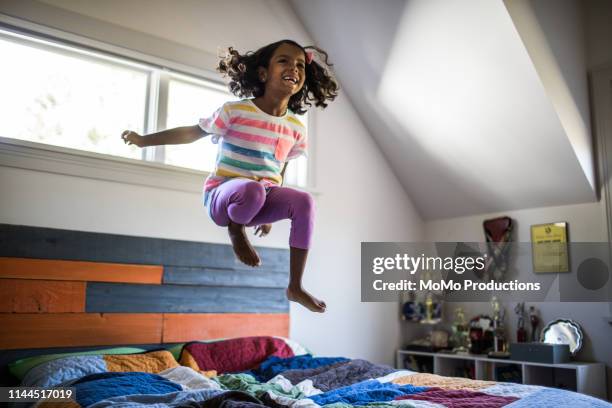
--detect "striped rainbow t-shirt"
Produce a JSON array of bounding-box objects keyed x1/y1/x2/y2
[{"x1": 199, "y1": 99, "x2": 307, "y2": 195}]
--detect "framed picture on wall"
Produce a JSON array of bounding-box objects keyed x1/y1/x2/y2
[{"x1": 530, "y1": 222, "x2": 569, "y2": 273}]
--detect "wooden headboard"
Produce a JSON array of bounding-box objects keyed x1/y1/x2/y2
[{"x1": 0, "y1": 224, "x2": 290, "y2": 351}]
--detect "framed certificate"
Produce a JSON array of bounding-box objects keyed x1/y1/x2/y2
[{"x1": 530, "y1": 222, "x2": 569, "y2": 273}]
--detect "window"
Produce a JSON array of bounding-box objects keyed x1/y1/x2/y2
[
  {"x1": 0, "y1": 27, "x2": 310, "y2": 188},
  {"x1": 283, "y1": 112, "x2": 309, "y2": 187},
  {"x1": 0, "y1": 30, "x2": 148, "y2": 161},
  {"x1": 164, "y1": 73, "x2": 234, "y2": 172}
]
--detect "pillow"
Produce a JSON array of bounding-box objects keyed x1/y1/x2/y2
[
  {"x1": 22, "y1": 349, "x2": 179, "y2": 387},
  {"x1": 274, "y1": 337, "x2": 310, "y2": 356},
  {"x1": 165, "y1": 343, "x2": 185, "y2": 360},
  {"x1": 174, "y1": 337, "x2": 307, "y2": 361},
  {"x1": 9, "y1": 347, "x2": 145, "y2": 381},
  {"x1": 179, "y1": 336, "x2": 294, "y2": 374}
]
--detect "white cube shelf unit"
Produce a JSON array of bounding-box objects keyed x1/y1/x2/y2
[{"x1": 396, "y1": 350, "x2": 606, "y2": 400}]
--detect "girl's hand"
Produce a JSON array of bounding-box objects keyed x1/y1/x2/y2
[
  {"x1": 121, "y1": 130, "x2": 146, "y2": 147},
  {"x1": 254, "y1": 224, "x2": 272, "y2": 237}
]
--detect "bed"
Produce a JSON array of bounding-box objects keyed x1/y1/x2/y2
[
  {"x1": 1, "y1": 225, "x2": 610, "y2": 407},
  {"x1": 2, "y1": 336, "x2": 611, "y2": 408}
]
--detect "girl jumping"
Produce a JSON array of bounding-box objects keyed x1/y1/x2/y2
[{"x1": 121, "y1": 39, "x2": 338, "y2": 312}]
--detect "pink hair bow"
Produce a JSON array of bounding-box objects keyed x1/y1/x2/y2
[{"x1": 305, "y1": 51, "x2": 314, "y2": 64}]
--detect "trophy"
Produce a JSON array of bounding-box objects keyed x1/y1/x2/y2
[
  {"x1": 488, "y1": 296, "x2": 510, "y2": 358},
  {"x1": 529, "y1": 306, "x2": 540, "y2": 342},
  {"x1": 451, "y1": 307, "x2": 469, "y2": 353},
  {"x1": 514, "y1": 302, "x2": 527, "y2": 342}
]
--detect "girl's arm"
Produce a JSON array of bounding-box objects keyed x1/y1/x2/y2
[
  {"x1": 280, "y1": 162, "x2": 288, "y2": 184},
  {"x1": 121, "y1": 125, "x2": 207, "y2": 148}
]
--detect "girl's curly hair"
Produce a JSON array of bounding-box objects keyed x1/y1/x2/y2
[{"x1": 217, "y1": 39, "x2": 338, "y2": 115}]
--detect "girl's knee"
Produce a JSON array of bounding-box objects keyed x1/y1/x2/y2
[
  {"x1": 238, "y1": 181, "x2": 266, "y2": 204},
  {"x1": 293, "y1": 191, "x2": 315, "y2": 216}
]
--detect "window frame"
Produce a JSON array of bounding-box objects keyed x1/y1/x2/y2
[
  {"x1": 0, "y1": 27, "x2": 154, "y2": 161},
  {"x1": 161, "y1": 71, "x2": 236, "y2": 171},
  {"x1": 0, "y1": 17, "x2": 318, "y2": 193}
]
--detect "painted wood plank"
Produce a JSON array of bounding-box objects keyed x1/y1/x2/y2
[
  {"x1": 0, "y1": 224, "x2": 289, "y2": 270},
  {"x1": 0, "y1": 257, "x2": 162, "y2": 284},
  {"x1": 0, "y1": 313, "x2": 163, "y2": 349},
  {"x1": 162, "y1": 313, "x2": 290, "y2": 342},
  {"x1": 163, "y1": 266, "x2": 288, "y2": 288},
  {"x1": 0, "y1": 279, "x2": 85, "y2": 313},
  {"x1": 86, "y1": 283, "x2": 289, "y2": 313}
]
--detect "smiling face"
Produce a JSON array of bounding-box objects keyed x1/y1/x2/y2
[{"x1": 259, "y1": 43, "x2": 306, "y2": 97}]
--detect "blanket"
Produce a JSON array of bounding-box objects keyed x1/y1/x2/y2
[{"x1": 32, "y1": 353, "x2": 611, "y2": 408}]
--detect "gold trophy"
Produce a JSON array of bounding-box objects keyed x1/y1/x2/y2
[
  {"x1": 488, "y1": 296, "x2": 510, "y2": 358},
  {"x1": 451, "y1": 307, "x2": 469, "y2": 353}
]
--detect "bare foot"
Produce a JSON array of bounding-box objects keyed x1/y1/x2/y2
[
  {"x1": 228, "y1": 222, "x2": 261, "y2": 267},
  {"x1": 286, "y1": 287, "x2": 326, "y2": 313}
]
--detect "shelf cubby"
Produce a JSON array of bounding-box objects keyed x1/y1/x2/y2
[{"x1": 396, "y1": 349, "x2": 606, "y2": 399}]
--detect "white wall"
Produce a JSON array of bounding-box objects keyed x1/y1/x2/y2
[
  {"x1": 426, "y1": 201, "x2": 607, "y2": 243},
  {"x1": 424, "y1": 199, "x2": 612, "y2": 398},
  {"x1": 294, "y1": 91, "x2": 423, "y2": 364},
  {"x1": 292, "y1": 0, "x2": 598, "y2": 221},
  {"x1": 0, "y1": 0, "x2": 423, "y2": 365},
  {"x1": 504, "y1": 0, "x2": 594, "y2": 191}
]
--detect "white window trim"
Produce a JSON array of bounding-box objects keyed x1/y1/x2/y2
[
  {"x1": 0, "y1": 14, "x2": 221, "y2": 83},
  {"x1": 0, "y1": 15, "x2": 320, "y2": 195},
  {"x1": 0, "y1": 135, "x2": 320, "y2": 195},
  {"x1": 0, "y1": 136, "x2": 207, "y2": 194}
]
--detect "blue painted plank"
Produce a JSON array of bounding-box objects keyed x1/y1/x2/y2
[
  {"x1": 163, "y1": 266, "x2": 288, "y2": 288},
  {"x1": 0, "y1": 224, "x2": 289, "y2": 271},
  {"x1": 86, "y1": 283, "x2": 289, "y2": 313}
]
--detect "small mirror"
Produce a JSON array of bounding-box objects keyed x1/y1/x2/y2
[{"x1": 540, "y1": 319, "x2": 583, "y2": 355}]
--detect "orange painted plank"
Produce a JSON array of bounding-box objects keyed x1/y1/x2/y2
[
  {"x1": 0, "y1": 257, "x2": 163, "y2": 284},
  {"x1": 0, "y1": 279, "x2": 85, "y2": 313},
  {"x1": 0, "y1": 313, "x2": 163, "y2": 349},
  {"x1": 162, "y1": 313, "x2": 289, "y2": 343}
]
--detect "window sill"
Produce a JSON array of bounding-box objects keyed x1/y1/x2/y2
[{"x1": 0, "y1": 137, "x2": 320, "y2": 195}]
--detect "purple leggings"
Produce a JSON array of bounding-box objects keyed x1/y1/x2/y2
[{"x1": 207, "y1": 178, "x2": 315, "y2": 249}]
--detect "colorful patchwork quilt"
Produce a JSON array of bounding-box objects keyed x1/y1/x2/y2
[{"x1": 16, "y1": 337, "x2": 609, "y2": 408}]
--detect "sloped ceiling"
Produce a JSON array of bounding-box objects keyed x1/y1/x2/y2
[{"x1": 290, "y1": 0, "x2": 596, "y2": 220}]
